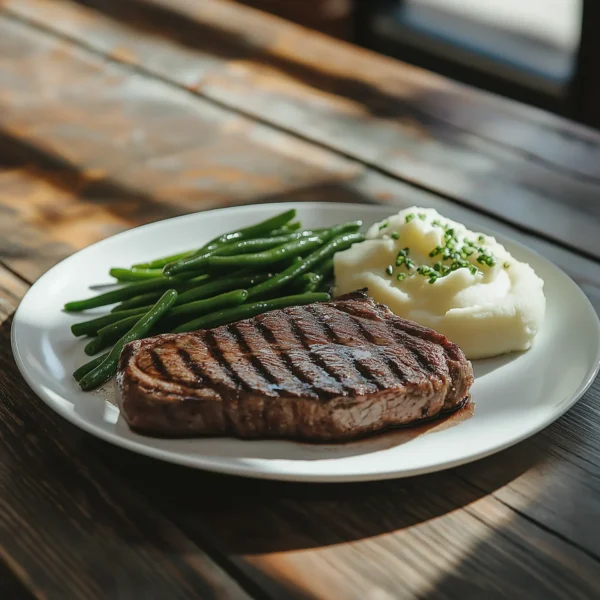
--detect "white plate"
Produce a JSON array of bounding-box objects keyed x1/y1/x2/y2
[{"x1": 11, "y1": 203, "x2": 600, "y2": 482}]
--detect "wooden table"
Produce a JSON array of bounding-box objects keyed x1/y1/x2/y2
[{"x1": 1, "y1": 1, "x2": 599, "y2": 598}]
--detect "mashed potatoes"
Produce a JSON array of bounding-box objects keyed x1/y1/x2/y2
[{"x1": 334, "y1": 207, "x2": 546, "y2": 359}]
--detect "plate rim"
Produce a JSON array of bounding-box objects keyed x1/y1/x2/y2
[{"x1": 10, "y1": 202, "x2": 600, "y2": 482}]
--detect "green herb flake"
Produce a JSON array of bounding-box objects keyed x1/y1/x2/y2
[
  {"x1": 378, "y1": 220, "x2": 390, "y2": 231},
  {"x1": 396, "y1": 273, "x2": 406, "y2": 281},
  {"x1": 432, "y1": 219, "x2": 443, "y2": 228},
  {"x1": 478, "y1": 235, "x2": 485, "y2": 243},
  {"x1": 395, "y1": 248, "x2": 413, "y2": 268},
  {"x1": 391, "y1": 232, "x2": 400, "y2": 240},
  {"x1": 418, "y1": 213, "x2": 427, "y2": 221},
  {"x1": 405, "y1": 213, "x2": 415, "y2": 224},
  {"x1": 385, "y1": 265, "x2": 394, "y2": 276},
  {"x1": 503, "y1": 262, "x2": 510, "y2": 269}
]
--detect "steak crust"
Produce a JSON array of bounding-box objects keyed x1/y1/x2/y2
[{"x1": 116, "y1": 290, "x2": 474, "y2": 441}]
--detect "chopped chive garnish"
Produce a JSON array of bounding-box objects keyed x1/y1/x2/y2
[
  {"x1": 503, "y1": 262, "x2": 510, "y2": 269},
  {"x1": 478, "y1": 235, "x2": 485, "y2": 242},
  {"x1": 391, "y1": 232, "x2": 400, "y2": 240},
  {"x1": 418, "y1": 213, "x2": 427, "y2": 221},
  {"x1": 385, "y1": 265, "x2": 393, "y2": 276},
  {"x1": 379, "y1": 220, "x2": 390, "y2": 230},
  {"x1": 405, "y1": 213, "x2": 415, "y2": 223},
  {"x1": 397, "y1": 273, "x2": 406, "y2": 281}
]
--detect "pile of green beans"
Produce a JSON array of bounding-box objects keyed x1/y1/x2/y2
[{"x1": 65, "y1": 209, "x2": 363, "y2": 390}]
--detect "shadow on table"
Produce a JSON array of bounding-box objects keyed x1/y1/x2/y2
[
  {"x1": 0, "y1": 124, "x2": 369, "y2": 277},
  {"x1": 89, "y1": 432, "x2": 537, "y2": 554}
]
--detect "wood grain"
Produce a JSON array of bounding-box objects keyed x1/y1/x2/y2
[
  {"x1": 0, "y1": 14, "x2": 360, "y2": 281},
  {"x1": 0, "y1": 265, "x2": 28, "y2": 325},
  {"x1": 3, "y1": 0, "x2": 600, "y2": 259}
]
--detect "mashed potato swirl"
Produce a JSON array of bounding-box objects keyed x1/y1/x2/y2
[{"x1": 334, "y1": 207, "x2": 546, "y2": 359}]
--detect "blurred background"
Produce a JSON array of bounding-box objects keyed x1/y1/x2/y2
[{"x1": 237, "y1": 0, "x2": 598, "y2": 129}]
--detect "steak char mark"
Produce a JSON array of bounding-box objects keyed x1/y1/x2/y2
[{"x1": 116, "y1": 290, "x2": 474, "y2": 441}]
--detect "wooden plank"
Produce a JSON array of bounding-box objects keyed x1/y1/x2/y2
[
  {"x1": 0, "y1": 264, "x2": 28, "y2": 325},
  {"x1": 0, "y1": 323, "x2": 255, "y2": 600},
  {"x1": 0, "y1": 15, "x2": 360, "y2": 281},
  {"x1": 3, "y1": 0, "x2": 600, "y2": 259},
  {"x1": 0, "y1": 559, "x2": 35, "y2": 600}
]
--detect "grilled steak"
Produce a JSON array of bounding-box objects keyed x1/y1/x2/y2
[{"x1": 116, "y1": 290, "x2": 474, "y2": 441}]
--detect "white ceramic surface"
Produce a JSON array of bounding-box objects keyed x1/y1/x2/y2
[{"x1": 11, "y1": 203, "x2": 600, "y2": 482}]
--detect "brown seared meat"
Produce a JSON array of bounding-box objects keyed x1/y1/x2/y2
[{"x1": 116, "y1": 290, "x2": 474, "y2": 441}]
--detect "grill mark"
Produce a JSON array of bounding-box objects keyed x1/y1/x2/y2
[
  {"x1": 150, "y1": 350, "x2": 173, "y2": 381},
  {"x1": 287, "y1": 314, "x2": 313, "y2": 351},
  {"x1": 347, "y1": 314, "x2": 409, "y2": 384},
  {"x1": 307, "y1": 306, "x2": 387, "y2": 391},
  {"x1": 228, "y1": 324, "x2": 281, "y2": 389},
  {"x1": 286, "y1": 312, "x2": 351, "y2": 392},
  {"x1": 389, "y1": 324, "x2": 437, "y2": 374},
  {"x1": 254, "y1": 320, "x2": 324, "y2": 396},
  {"x1": 204, "y1": 330, "x2": 251, "y2": 392},
  {"x1": 177, "y1": 347, "x2": 205, "y2": 385}
]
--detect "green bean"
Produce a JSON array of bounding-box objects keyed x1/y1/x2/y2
[
  {"x1": 109, "y1": 275, "x2": 211, "y2": 312},
  {"x1": 174, "y1": 292, "x2": 330, "y2": 333},
  {"x1": 72, "y1": 306, "x2": 154, "y2": 338},
  {"x1": 130, "y1": 212, "x2": 296, "y2": 270},
  {"x1": 110, "y1": 268, "x2": 169, "y2": 282},
  {"x1": 313, "y1": 257, "x2": 334, "y2": 277},
  {"x1": 176, "y1": 273, "x2": 269, "y2": 305},
  {"x1": 202, "y1": 209, "x2": 296, "y2": 251},
  {"x1": 246, "y1": 232, "x2": 364, "y2": 300},
  {"x1": 78, "y1": 290, "x2": 178, "y2": 391},
  {"x1": 215, "y1": 231, "x2": 319, "y2": 255},
  {"x1": 88, "y1": 289, "x2": 249, "y2": 354},
  {"x1": 115, "y1": 273, "x2": 270, "y2": 319},
  {"x1": 64, "y1": 274, "x2": 193, "y2": 312},
  {"x1": 84, "y1": 336, "x2": 107, "y2": 356},
  {"x1": 73, "y1": 352, "x2": 109, "y2": 381},
  {"x1": 320, "y1": 220, "x2": 362, "y2": 240},
  {"x1": 284, "y1": 272, "x2": 322, "y2": 295},
  {"x1": 133, "y1": 250, "x2": 195, "y2": 270},
  {"x1": 271, "y1": 221, "x2": 301, "y2": 235},
  {"x1": 159, "y1": 289, "x2": 248, "y2": 328},
  {"x1": 205, "y1": 236, "x2": 324, "y2": 270},
  {"x1": 317, "y1": 278, "x2": 334, "y2": 294},
  {"x1": 111, "y1": 291, "x2": 165, "y2": 312},
  {"x1": 163, "y1": 232, "x2": 319, "y2": 276}
]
